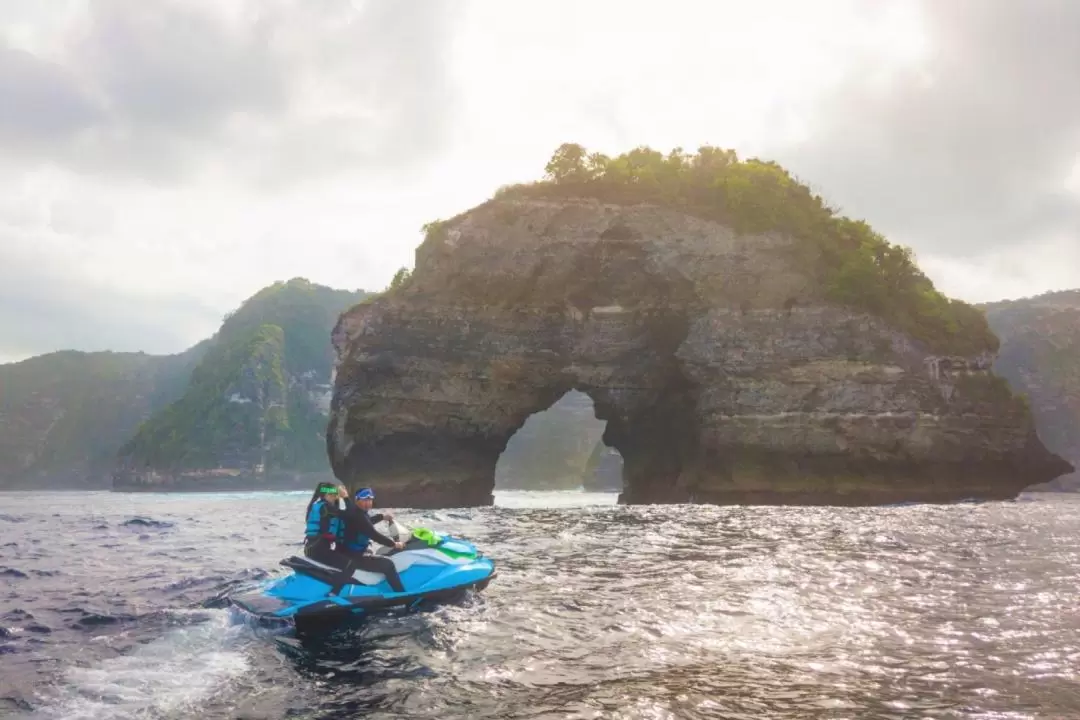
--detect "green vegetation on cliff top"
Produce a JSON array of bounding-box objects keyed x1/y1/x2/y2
[
  {"x1": 121, "y1": 278, "x2": 369, "y2": 472},
  {"x1": 218, "y1": 279, "x2": 366, "y2": 377},
  {"x1": 482, "y1": 143, "x2": 997, "y2": 357}
]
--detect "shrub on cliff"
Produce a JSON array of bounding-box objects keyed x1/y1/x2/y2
[
  {"x1": 493, "y1": 143, "x2": 998, "y2": 357},
  {"x1": 219, "y1": 278, "x2": 367, "y2": 376}
]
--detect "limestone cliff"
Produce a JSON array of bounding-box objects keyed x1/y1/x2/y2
[
  {"x1": 983, "y1": 290, "x2": 1080, "y2": 491},
  {"x1": 327, "y1": 197, "x2": 1071, "y2": 507}
]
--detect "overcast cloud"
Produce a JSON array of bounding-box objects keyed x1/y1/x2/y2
[
  {"x1": 772, "y1": 0, "x2": 1080, "y2": 301},
  {"x1": 0, "y1": 0, "x2": 1077, "y2": 363},
  {"x1": 0, "y1": 0, "x2": 460, "y2": 183}
]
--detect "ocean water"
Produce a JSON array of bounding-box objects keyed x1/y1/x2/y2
[{"x1": 1, "y1": 489, "x2": 1079, "y2": 719}]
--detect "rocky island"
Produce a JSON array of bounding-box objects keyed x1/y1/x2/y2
[{"x1": 326, "y1": 144, "x2": 1073, "y2": 507}]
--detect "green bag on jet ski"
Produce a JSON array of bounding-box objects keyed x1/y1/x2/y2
[{"x1": 411, "y1": 526, "x2": 478, "y2": 559}]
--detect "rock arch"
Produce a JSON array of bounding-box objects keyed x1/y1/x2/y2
[
  {"x1": 326, "y1": 237, "x2": 703, "y2": 507},
  {"x1": 495, "y1": 390, "x2": 614, "y2": 492},
  {"x1": 327, "y1": 199, "x2": 1071, "y2": 508}
]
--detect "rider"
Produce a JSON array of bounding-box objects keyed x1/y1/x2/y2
[
  {"x1": 303, "y1": 482, "x2": 347, "y2": 567},
  {"x1": 336, "y1": 487, "x2": 408, "y2": 593}
]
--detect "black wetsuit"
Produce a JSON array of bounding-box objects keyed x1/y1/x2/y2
[{"x1": 336, "y1": 498, "x2": 406, "y2": 593}]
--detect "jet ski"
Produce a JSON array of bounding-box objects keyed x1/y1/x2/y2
[{"x1": 230, "y1": 521, "x2": 496, "y2": 631}]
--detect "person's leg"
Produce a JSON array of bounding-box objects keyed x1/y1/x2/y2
[
  {"x1": 305, "y1": 540, "x2": 350, "y2": 571},
  {"x1": 351, "y1": 554, "x2": 406, "y2": 593}
]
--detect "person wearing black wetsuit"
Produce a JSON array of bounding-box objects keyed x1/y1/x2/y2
[
  {"x1": 302, "y1": 483, "x2": 349, "y2": 569},
  {"x1": 336, "y1": 487, "x2": 407, "y2": 593}
]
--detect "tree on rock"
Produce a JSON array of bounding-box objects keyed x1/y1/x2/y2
[
  {"x1": 544, "y1": 143, "x2": 589, "y2": 183},
  {"x1": 498, "y1": 141, "x2": 1000, "y2": 357}
]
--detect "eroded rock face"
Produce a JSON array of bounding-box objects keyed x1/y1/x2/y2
[{"x1": 327, "y1": 199, "x2": 1072, "y2": 507}]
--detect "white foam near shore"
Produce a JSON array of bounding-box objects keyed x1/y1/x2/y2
[{"x1": 31, "y1": 610, "x2": 249, "y2": 720}]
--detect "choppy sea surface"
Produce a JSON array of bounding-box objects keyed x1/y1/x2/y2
[{"x1": 1, "y1": 489, "x2": 1079, "y2": 719}]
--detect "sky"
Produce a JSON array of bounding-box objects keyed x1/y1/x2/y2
[{"x1": 1, "y1": 0, "x2": 1078, "y2": 363}]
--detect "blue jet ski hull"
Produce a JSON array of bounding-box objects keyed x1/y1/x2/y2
[{"x1": 230, "y1": 533, "x2": 495, "y2": 630}]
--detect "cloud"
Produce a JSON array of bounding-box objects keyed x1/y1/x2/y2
[
  {"x1": 770, "y1": 0, "x2": 1080, "y2": 296},
  {"x1": 0, "y1": 0, "x2": 463, "y2": 184},
  {"x1": 0, "y1": 0, "x2": 464, "y2": 362},
  {"x1": 0, "y1": 46, "x2": 101, "y2": 144},
  {"x1": 2, "y1": 0, "x2": 1079, "y2": 363},
  {"x1": 0, "y1": 229, "x2": 223, "y2": 360},
  {"x1": 0, "y1": 162, "x2": 415, "y2": 361}
]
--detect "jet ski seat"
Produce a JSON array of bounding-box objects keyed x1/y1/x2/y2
[
  {"x1": 282, "y1": 547, "x2": 475, "y2": 588},
  {"x1": 281, "y1": 556, "x2": 388, "y2": 586}
]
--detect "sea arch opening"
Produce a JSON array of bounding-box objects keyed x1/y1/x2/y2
[{"x1": 494, "y1": 389, "x2": 624, "y2": 500}]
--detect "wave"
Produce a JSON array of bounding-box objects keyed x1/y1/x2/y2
[
  {"x1": 29, "y1": 610, "x2": 250, "y2": 720},
  {"x1": 119, "y1": 517, "x2": 174, "y2": 529}
]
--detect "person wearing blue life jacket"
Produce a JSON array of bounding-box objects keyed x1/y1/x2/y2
[
  {"x1": 335, "y1": 487, "x2": 407, "y2": 593},
  {"x1": 303, "y1": 482, "x2": 349, "y2": 568}
]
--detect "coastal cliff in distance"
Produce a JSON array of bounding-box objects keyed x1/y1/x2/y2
[
  {"x1": 326, "y1": 143, "x2": 1072, "y2": 508},
  {"x1": 0, "y1": 346, "x2": 206, "y2": 490},
  {"x1": 114, "y1": 279, "x2": 369, "y2": 491},
  {"x1": 0, "y1": 278, "x2": 369, "y2": 491},
  {"x1": 983, "y1": 290, "x2": 1080, "y2": 491}
]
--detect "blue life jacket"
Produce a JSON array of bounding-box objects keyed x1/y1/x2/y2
[
  {"x1": 305, "y1": 499, "x2": 341, "y2": 540},
  {"x1": 342, "y1": 511, "x2": 372, "y2": 553}
]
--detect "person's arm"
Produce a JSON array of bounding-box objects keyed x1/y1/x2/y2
[
  {"x1": 369, "y1": 512, "x2": 385, "y2": 524},
  {"x1": 340, "y1": 497, "x2": 401, "y2": 548},
  {"x1": 354, "y1": 509, "x2": 398, "y2": 548}
]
